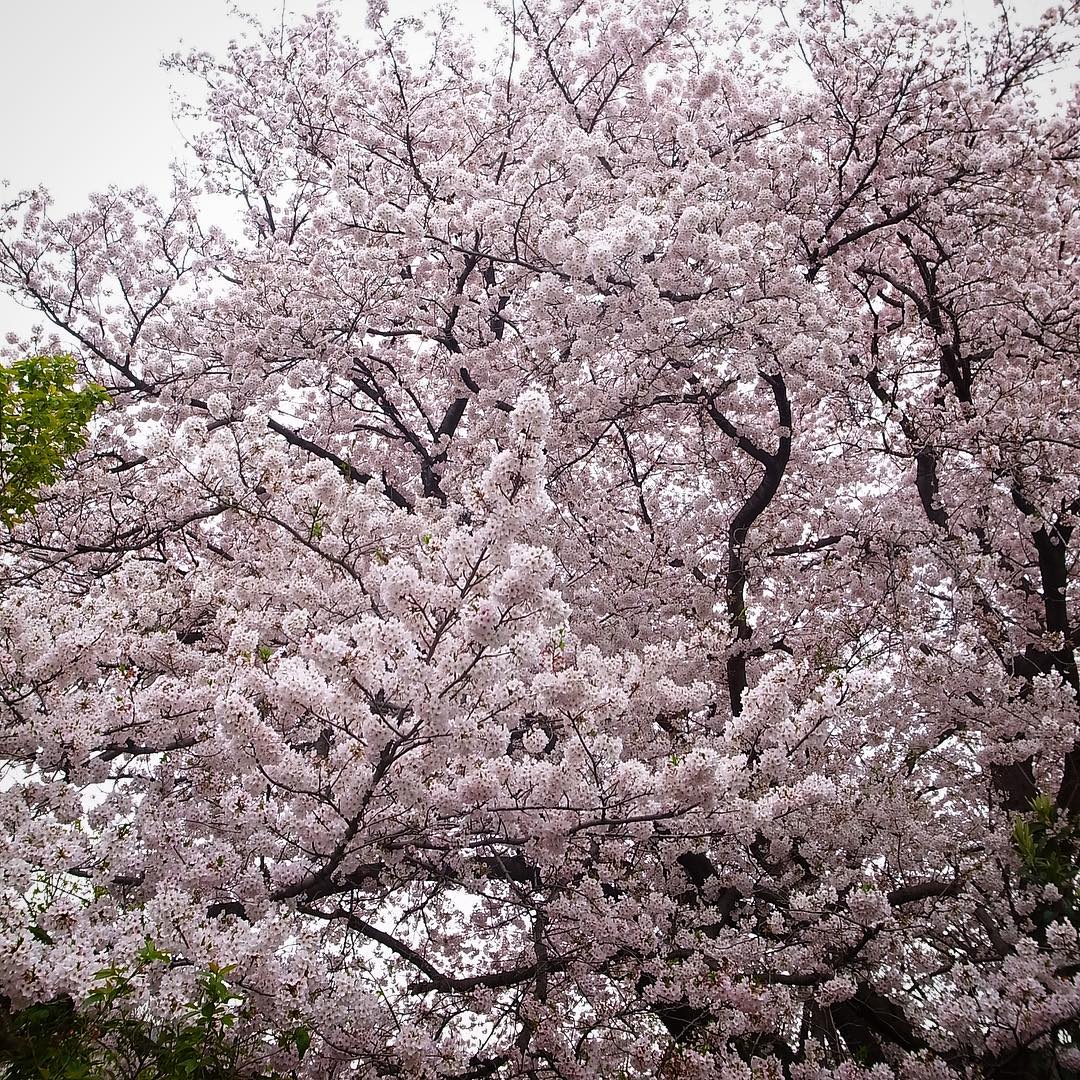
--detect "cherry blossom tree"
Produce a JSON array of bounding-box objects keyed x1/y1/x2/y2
[{"x1": 1, "y1": 0, "x2": 1080, "y2": 1075}]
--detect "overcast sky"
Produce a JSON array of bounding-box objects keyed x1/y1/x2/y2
[{"x1": 0, "y1": 0, "x2": 1040, "y2": 341}]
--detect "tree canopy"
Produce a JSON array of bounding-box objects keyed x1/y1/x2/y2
[
  {"x1": 0, "y1": 354, "x2": 106, "y2": 527},
  {"x1": 1, "y1": 0, "x2": 1079, "y2": 1076}
]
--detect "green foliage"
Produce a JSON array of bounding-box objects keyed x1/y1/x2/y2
[
  {"x1": 0, "y1": 353, "x2": 108, "y2": 528},
  {"x1": 305, "y1": 503, "x2": 325, "y2": 541},
  {"x1": 0, "y1": 997, "x2": 92, "y2": 1080},
  {"x1": 1013, "y1": 794, "x2": 1080, "y2": 926},
  {"x1": 0, "y1": 941, "x2": 308, "y2": 1080},
  {"x1": 1010, "y1": 796, "x2": 1080, "y2": 1072}
]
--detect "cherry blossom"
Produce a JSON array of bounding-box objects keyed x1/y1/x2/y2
[{"x1": 1, "y1": 0, "x2": 1080, "y2": 1075}]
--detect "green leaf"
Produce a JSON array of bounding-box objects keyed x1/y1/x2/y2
[
  {"x1": 293, "y1": 1025, "x2": 311, "y2": 1060},
  {"x1": 136, "y1": 936, "x2": 172, "y2": 964},
  {"x1": 1014, "y1": 818, "x2": 1035, "y2": 862}
]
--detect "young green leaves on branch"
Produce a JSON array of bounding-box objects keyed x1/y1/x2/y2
[{"x1": 0, "y1": 353, "x2": 107, "y2": 528}]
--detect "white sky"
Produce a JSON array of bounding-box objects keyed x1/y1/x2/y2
[{"x1": 0, "y1": 0, "x2": 1044, "y2": 341}]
